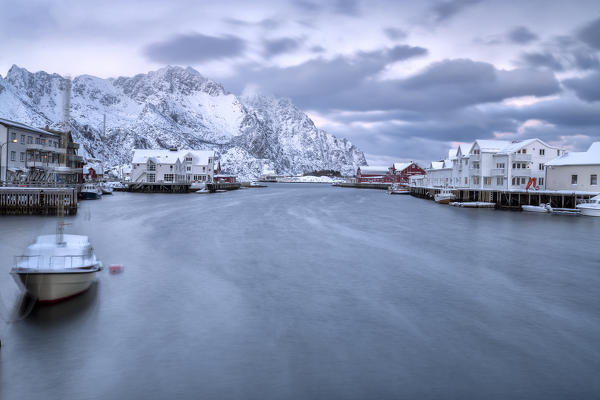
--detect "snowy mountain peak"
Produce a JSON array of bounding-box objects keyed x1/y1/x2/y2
[{"x1": 0, "y1": 64, "x2": 366, "y2": 178}]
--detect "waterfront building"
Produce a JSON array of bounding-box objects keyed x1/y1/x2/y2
[
  {"x1": 131, "y1": 149, "x2": 214, "y2": 184},
  {"x1": 413, "y1": 138, "x2": 566, "y2": 191},
  {"x1": 213, "y1": 161, "x2": 237, "y2": 183},
  {"x1": 0, "y1": 118, "x2": 82, "y2": 183},
  {"x1": 545, "y1": 142, "x2": 600, "y2": 192},
  {"x1": 356, "y1": 163, "x2": 425, "y2": 184}
]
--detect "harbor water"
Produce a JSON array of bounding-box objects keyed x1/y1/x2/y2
[{"x1": 0, "y1": 184, "x2": 599, "y2": 399}]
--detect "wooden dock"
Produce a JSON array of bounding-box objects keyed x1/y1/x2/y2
[
  {"x1": 126, "y1": 183, "x2": 191, "y2": 193},
  {"x1": 410, "y1": 186, "x2": 597, "y2": 209},
  {"x1": 0, "y1": 187, "x2": 78, "y2": 215},
  {"x1": 206, "y1": 182, "x2": 241, "y2": 193},
  {"x1": 334, "y1": 182, "x2": 391, "y2": 190}
]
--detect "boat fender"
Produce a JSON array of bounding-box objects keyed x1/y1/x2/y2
[{"x1": 108, "y1": 264, "x2": 124, "y2": 274}]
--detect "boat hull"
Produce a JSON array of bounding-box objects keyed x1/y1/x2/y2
[
  {"x1": 11, "y1": 270, "x2": 99, "y2": 303},
  {"x1": 390, "y1": 190, "x2": 410, "y2": 195},
  {"x1": 81, "y1": 191, "x2": 101, "y2": 200},
  {"x1": 522, "y1": 205, "x2": 549, "y2": 213},
  {"x1": 435, "y1": 197, "x2": 454, "y2": 204},
  {"x1": 577, "y1": 206, "x2": 600, "y2": 217}
]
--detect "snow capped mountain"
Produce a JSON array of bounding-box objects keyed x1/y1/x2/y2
[{"x1": 0, "y1": 65, "x2": 366, "y2": 178}]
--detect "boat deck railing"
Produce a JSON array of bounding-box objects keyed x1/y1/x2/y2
[{"x1": 14, "y1": 255, "x2": 92, "y2": 270}]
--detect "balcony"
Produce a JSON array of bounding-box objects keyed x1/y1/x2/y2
[
  {"x1": 26, "y1": 143, "x2": 67, "y2": 154},
  {"x1": 470, "y1": 154, "x2": 480, "y2": 161},
  {"x1": 513, "y1": 153, "x2": 531, "y2": 162},
  {"x1": 26, "y1": 161, "x2": 61, "y2": 169},
  {"x1": 511, "y1": 168, "x2": 531, "y2": 177},
  {"x1": 491, "y1": 168, "x2": 506, "y2": 176}
]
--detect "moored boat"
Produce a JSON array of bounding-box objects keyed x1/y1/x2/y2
[
  {"x1": 576, "y1": 195, "x2": 600, "y2": 217},
  {"x1": 522, "y1": 204, "x2": 550, "y2": 213},
  {"x1": 389, "y1": 184, "x2": 410, "y2": 195},
  {"x1": 100, "y1": 184, "x2": 113, "y2": 195},
  {"x1": 10, "y1": 234, "x2": 103, "y2": 303},
  {"x1": 434, "y1": 189, "x2": 456, "y2": 204},
  {"x1": 81, "y1": 183, "x2": 102, "y2": 200}
]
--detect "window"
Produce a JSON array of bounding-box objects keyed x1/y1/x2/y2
[
  {"x1": 539, "y1": 163, "x2": 545, "y2": 170},
  {"x1": 512, "y1": 177, "x2": 516, "y2": 185},
  {"x1": 41, "y1": 138, "x2": 46, "y2": 145},
  {"x1": 557, "y1": 150, "x2": 561, "y2": 156},
  {"x1": 522, "y1": 149, "x2": 526, "y2": 154},
  {"x1": 538, "y1": 177, "x2": 544, "y2": 186},
  {"x1": 11, "y1": 132, "x2": 16, "y2": 141},
  {"x1": 35, "y1": 137, "x2": 40, "y2": 144},
  {"x1": 208, "y1": 158, "x2": 213, "y2": 164},
  {"x1": 20, "y1": 152, "x2": 24, "y2": 162},
  {"x1": 496, "y1": 177, "x2": 504, "y2": 185},
  {"x1": 473, "y1": 176, "x2": 480, "y2": 185},
  {"x1": 20, "y1": 135, "x2": 25, "y2": 144},
  {"x1": 202, "y1": 166, "x2": 206, "y2": 172},
  {"x1": 571, "y1": 175, "x2": 578, "y2": 185},
  {"x1": 147, "y1": 174, "x2": 155, "y2": 183},
  {"x1": 27, "y1": 152, "x2": 33, "y2": 161},
  {"x1": 464, "y1": 177, "x2": 468, "y2": 184},
  {"x1": 484, "y1": 177, "x2": 491, "y2": 185},
  {"x1": 147, "y1": 161, "x2": 156, "y2": 171},
  {"x1": 186, "y1": 166, "x2": 191, "y2": 171},
  {"x1": 591, "y1": 175, "x2": 598, "y2": 185},
  {"x1": 10, "y1": 151, "x2": 16, "y2": 161},
  {"x1": 517, "y1": 163, "x2": 521, "y2": 169},
  {"x1": 539, "y1": 149, "x2": 545, "y2": 156},
  {"x1": 164, "y1": 174, "x2": 174, "y2": 182},
  {"x1": 496, "y1": 163, "x2": 505, "y2": 169},
  {"x1": 27, "y1": 136, "x2": 33, "y2": 144},
  {"x1": 185, "y1": 157, "x2": 192, "y2": 162}
]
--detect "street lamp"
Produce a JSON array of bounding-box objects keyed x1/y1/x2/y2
[{"x1": 1, "y1": 137, "x2": 18, "y2": 183}]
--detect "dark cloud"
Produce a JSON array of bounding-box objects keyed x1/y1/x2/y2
[
  {"x1": 333, "y1": 0, "x2": 361, "y2": 16},
  {"x1": 520, "y1": 52, "x2": 564, "y2": 71},
  {"x1": 263, "y1": 38, "x2": 303, "y2": 57},
  {"x1": 144, "y1": 33, "x2": 245, "y2": 63},
  {"x1": 310, "y1": 45, "x2": 326, "y2": 53},
  {"x1": 563, "y1": 72, "x2": 600, "y2": 102},
  {"x1": 578, "y1": 16, "x2": 600, "y2": 50},
  {"x1": 508, "y1": 26, "x2": 538, "y2": 44},
  {"x1": 431, "y1": 0, "x2": 482, "y2": 22},
  {"x1": 293, "y1": 0, "x2": 322, "y2": 13},
  {"x1": 383, "y1": 27, "x2": 407, "y2": 40}
]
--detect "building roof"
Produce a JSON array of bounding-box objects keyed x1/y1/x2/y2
[
  {"x1": 393, "y1": 162, "x2": 411, "y2": 171},
  {"x1": 359, "y1": 165, "x2": 389, "y2": 175},
  {"x1": 496, "y1": 138, "x2": 562, "y2": 155},
  {"x1": 0, "y1": 117, "x2": 59, "y2": 137},
  {"x1": 132, "y1": 149, "x2": 214, "y2": 165},
  {"x1": 429, "y1": 161, "x2": 444, "y2": 170},
  {"x1": 470, "y1": 140, "x2": 511, "y2": 153},
  {"x1": 546, "y1": 142, "x2": 600, "y2": 166}
]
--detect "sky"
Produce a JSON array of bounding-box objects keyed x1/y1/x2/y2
[{"x1": 1, "y1": 0, "x2": 600, "y2": 165}]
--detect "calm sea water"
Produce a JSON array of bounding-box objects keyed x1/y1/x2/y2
[{"x1": 0, "y1": 184, "x2": 599, "y2": 400}]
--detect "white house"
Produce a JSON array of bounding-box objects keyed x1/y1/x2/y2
[
  {"x1": 131, "y1": 149, "x2": 214, "y2": 184},
  {"x1": 545, "y1": 142, "x2": 600, "y2": 192}
]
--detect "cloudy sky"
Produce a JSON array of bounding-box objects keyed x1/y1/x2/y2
[{"x1": 1, "y1": 0, "x2": 600, "y2": 164}]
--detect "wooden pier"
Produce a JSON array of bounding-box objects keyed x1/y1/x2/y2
[
  {"x1": 410, "y1": 186, "x2": 597, "y2": 209},
  {"x1": 206, "y1": 182, "x2": 241, "y2": 193},
  {"x1": 126, "y1": 183, "x2": 191, "y2": 193},
  {"x1": 334, "y1": 182, "x2": 390, "y2": 190},
  {"x1": 0, "y1": 187, "x2": 78, "y2": 215}
]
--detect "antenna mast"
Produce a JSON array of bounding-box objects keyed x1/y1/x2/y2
[{"x1": 57, "y1": 76, "x2": 71, "y2": 245}]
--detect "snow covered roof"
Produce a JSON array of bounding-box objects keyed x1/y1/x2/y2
[
  {"x1": 546, "y1": 142, "x2": 600, "y2": 166},
  {"x1": 0, "y1": 117, "x2": 59, "y2": 137},
  {"x1": 448, "y1": 149, "x2": 458, "y2": 159},
  {"x1": 359, "y1": 165, "x2": 389, "y2": 175},
  {"x1": 429, "y1": 161, "x2": 444, "y2": 170},
  {"x1": 132, "y1": 149, "x2": 214, "y2": 165},
  {"x1": 393, "y1": 162, "x2": 411, "y2": 171},
  {"x1": 471, "y1": 140, "x2": 511, "y2": 153},
  {"x1": 83, "y1": 163, "x2": 104, "y2": 175},
  {"x1": 496, "y1": 138, "x2": 561, "y2": 155}
]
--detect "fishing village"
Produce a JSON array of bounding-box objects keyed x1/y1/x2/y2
[{"x1": 2, "y1": 114, "x2": 599, "y2": 216}]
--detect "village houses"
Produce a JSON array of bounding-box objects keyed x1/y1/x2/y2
[
  {"x1": 131, "y1": 149, "x2": 215, "y2": 184},
  {"x1": 545, "y1": 142, "x2": 600, "y2": 192}
]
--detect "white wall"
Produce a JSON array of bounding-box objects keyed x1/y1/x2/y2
[{"x1": 546, "y1": 165, "x2": 600, "y2": 192}]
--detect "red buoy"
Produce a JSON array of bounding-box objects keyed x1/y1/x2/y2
[{"x1": 108, "y1": 264, "x2": 124, "y2": 274}]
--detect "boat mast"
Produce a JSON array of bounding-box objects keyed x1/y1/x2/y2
[{"x1": 56, "y1": 76, "x2": 71, "y2": 245}]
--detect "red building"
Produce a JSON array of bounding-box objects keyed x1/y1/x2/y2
[
  {"x1": 356, "y1": 162, "x2": 425, "y2": 184},
  {"x1": 213, "y1": 161, "x2": 237, "y2": 183}
]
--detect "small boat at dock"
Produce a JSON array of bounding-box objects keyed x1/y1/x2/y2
[
  {"x1": 100, "y1": 184, "x2": 113, "y2": 195},
  {"x1": 576, "y1": 195, "x2": 600, "y2": 217},
  {"x1": 389, "y1": 184, "x2": 410, "y2": 195},
  {"x1": 434, "y1": 189, "x2": 456, "y2": 204},
  {"x1": 80, "y1": 183, "x2": 102, "y2": 200},
  {"x1": 450, "y1": 202, "x2": 496, "y2": 208},
  {"x1": 522, "y1": 204, "x2": 551, "y2": 213}
]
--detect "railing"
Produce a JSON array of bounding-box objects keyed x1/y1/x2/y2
[
  {"x1": 14, "y1": 255, "x2": 92, "y2": 270},
  {"x1": 511, "y1": 169, "x2": 531, "y2": 177},
  {"x1": 491, "y1": 168, "x2": 506, "y2": 176},
  {"x1": 513, "y1": 154, "x2": 532, "y2": 162},
  {"x1": 470, "y1": 154, "x2": 480, "y2": 161},
  {"x1": 26, "y1": 161, "x2": 61, "y2": 168},
  {"x1": 26, "y1": 143, "x2": 67, "y2": 154}
]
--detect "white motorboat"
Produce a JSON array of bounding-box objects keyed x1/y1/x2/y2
[
  {"x1": 81, "y1": 183, "x2": 102, "y2": 200},
  {"x1": 389, "y1": 184, "x2": 410, "y2": 195},
  {"x1": 576, "y1": 195, "x2": 600, "y2": 217},
  {"x1": 522, "y1": 204, "x2": 551, "y2": 213},
  {"x1": 100, "y1": 184, "x2": 113, "y2": 195},
  {"x1": 434, "y1": 189, "x2": 456, "y2": 204},
  {"x1": 11, "y1": 234, "x2": 103, "y2": 303}
]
